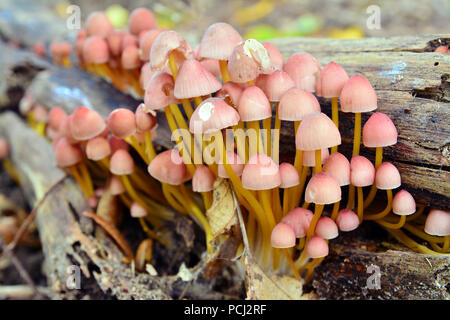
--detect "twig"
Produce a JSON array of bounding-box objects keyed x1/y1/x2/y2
[{"x1": 0, "y1": 285, "x2": 48, "y2": 299}]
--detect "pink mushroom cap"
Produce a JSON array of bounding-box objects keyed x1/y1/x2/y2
[
  {"x1": 135, "y1": 104, "x2": 157, "y2": 132},
  {"x1": 315, "y1": 216, "x2": 339, "y2": 240},
  {"x1": 130, "y1": 202, "x2": 148, "y2": 218},
  {"x1": 322, "y1": 152, "x2": 350, "y2": 186},
  {"x1": 262, "y1": 42, "x2": 284, "y2": 70},
  {"x1": 144, "y1": 71, "x2": 179, "y2": 110},
  {"x1": 189, "y1": 98, "x2": 240, "y2": 134},
  {"x1": 216, "y1": 82, "x2": 244, "y2": 107},
  {"x1": 109, "y1": 176, "x2": 126, "y2": 195},
  {"x1": 305, "y1": 172, "x2": 341, "y2": 205},
  {"x1": 336, "y1": 209, "x2": 360, "y2": 232},
  {"x1": 242, "y1": 153, "x2": 281, "y2": 190},
  {"x1": 108, "y1": 108, "x2": 137, "y2": 139},
  {"x1": 271, "y1": 223, "x2": 296, "y2": 248},
  {"x1": 340, "y1": 75, "x2": 377, "y2": 113},
  {"x1": 305, "y1": 236, "x2": 329, "y2": 258},
  {"x1": 218, "y1": 151, "x2": 244, "y2": 178},
  {"x1": 128, "y1": 8, "x2": 157, "y2": 36},
  {"x1": 278, "y1": 88, "x2": 321, "y2": 121},
  {"x1": 264, "y1": 70, "x2": 295, "y2": 102},
  {"x1": 315, "y1": 62, "x2": 349, "y2": 98},
  {"x1": 85, "y1": 11, "x2": 114, "y2": 38},
  {"x1": 86, "y1": 136, "x2": 111, "y2": 161},
  {"x1": 110, "y1": 149, "x2": 135, "y2": 175},
  {"x1": 237, "y1": 86, "x2": 272, "y2": 121},
  {"x1": 295, "y1": 112, "x2": 341, "y2": 151},
  {"x1": 375, "y1": 162, "x2": 401, "y2": 190},
  {"x1": 281, "y1": 207, "x2": 313, "y2": 238},
  {"x1": 283, "y1": 52, "x2": 322, "y2": 92},
  {"x1": 0, "y1": 139, "x2": 9, "y2": 159},
  {"x1": 392, "y1": 190, "x2": 416, "y2": 216},
  {"x1": 147, "y1": 149, "x2": 187, "y2": 185},
  {"x1": 279, "y1": 162, "x2": 300, "y2": 188},
  {"x1": 192, "y1": 165, "x2": 216, "y2": 192},
  {"x1": 350, "y1": 155, "x2": 375, "y2": 187},
  {"x1": 139, "y1": 29, "x2": 166, "y2": 61},
  {"x1": 83, "y1": 36, "x2": 110, "y2": 64},
  {"x1": 70, "y1": 107, "x2": 106, "y2": 141},
  {"x1": 362, "y1": 112, "x2": 398, "y2": 148},
  {"x1": 121, "y1": 45, "x2": 141, "y2": 70},
  {"x1": 424, "y1": 209, "x2": 450, "y2": 236},
  {"x1": 48, "y1": 107, "x2": 67, "y2": 131},
  {"x1": 55, "y1": 138, "x2": 82, "y2": 168},
  {"x1": 198, "y1": 22, "x2": 243, "y2": 61},
  {"x1": 150, "y1": 31, "x2": 194, "y2": 72}
]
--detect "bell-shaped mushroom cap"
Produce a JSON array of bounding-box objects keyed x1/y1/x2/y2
[
  {"x1": 0, "y1": 139, "x2": 9, "y2": 159},
  {"x1": 323, "y1": 152, "x2": 350, "y2": 186},
  {"x1": 424, "y1": 209, "x2": 450, "y2": 236},
  {"x1": 144, "y1": 72, "x2": 179, "y2": 110},
  {"x1": 174, "y1": 59, "x2": 222, "y2": 99},
  {"x1": 200, "y1": 59, "x2": 221, "y2": 78},
  {"x1": 305, "y1": 236, "x2": 329, "y2": 258},
  {"x1": 283, "y1": 52, "x2": 322, "y2": 92},
  {"x1": 279, "y1": 163, "x2": 300, "y2": 188},
  {"x1": 106, "y1": 30, "x2": 125, "y2": 56},
  {"x1": 278, "y1": 88, "x2": 321, "y2": 121},
  {"x1": 108, "y1": 108, "x2": 137, "y2": 139},
  {"x1": 305, "y1": 172, "x2": 341, "y2": 205},
  {"x1": 192, "y1": 165, "x2": 216, "y2": 192},
  {"x1": 255, "y1": 74, "x2": 269, "y2": 93},
  {"x1": 86, "y1": 12, "x2": 114, "y2": 38},
  {"x1": 315, "y1": 62, "x2": 349, "y2": 98},
  {"x1": 295, "y1": 112, "x2": 341, "y2": 151},
  {"x1": 228, "y1": 39, "x2": 274, "y2": 83},
  {"x1": 140, "y1": 62, "x2": 154, "y2": 89},
  {"x1": 340, "y1": 75, "x2": 377, "y2": 113},
  {"x1": 109, "y1": 136, "x2": 129, "y2": 154},
  {"x1": 363, "y1": 112, "x2": 398, "y2": 148},
  {"x1": 282, "y1": 207, "x2": 313, "y2": 238},
  {"x1": 198, "y1": 22, "x2": 242, "y2": 60},
  {"x1": 350, "y1": 155, "x2": 375, "y2": 187},
  {"x1": 264, "y1": 70, "x2": 295, "y2": 102},
  {"x1": 336, "y1": 209, "x2": 360, "y2": 232},
  {"x1": 262, "y1": 42, "x2": 284, "y2": 70},
  {"x1": 392, "y1": 190, "x2": 416, "y2": 215},
  {"x1": 86, "y1": 136, "x2": 111, "y2": 161},
  {"x1": 109, "y1": 176, "x2": 125, "y2": 195},
  {"x1": 218, "y1": 151, "x2": 244, "y2": 178},
  {"x1": 128, "y1": 8, "x2": 157, "y2": 36},
  {"x1": 110, "y1": 149, "x2": 135, "y2": 175},
  {"x1": 83, "y1": 36, "x2": 110, "y2": 64},
  {"x1": 189, "y1": 98, "x2": 240, "y2": 134},
  {"x1": 58, "y1": 115, "x2": 80, "y2": 144},
  {"x1": 237, "y1": 86, "x2": 271, "y2": 121},
  {"x1": 48, "y1": 107, "x2": 67, "y2": 131},
  {"x1": 70, "y1": 107, "x2": 106, "y2": 141},
  {"x1": 121, "y1": 45, "x2": 141, "y2": 70},
  {"x1": 147, "y1": 149, "x2": 186, "y2": 185},
  {"x1": 242, "y1": 153, "x2": 281, "y2": 190},
  {"x1": 121, "y1": 33, "x2": 138, "y2": 51},
  {"x1": 135, "y1": 104, "x2": 156, "y2": 132},
  {"x1": 150, "y1": 31, "x2": 194, "y2": 71},
  {"x1": 55, "y1": 138, "x2": 82, "y2": 168},
  {"x1": 139, "y1": 29, "x2": 166, "y2": 61},
  {"x1": 375, "y1": 162, "x2": 401, "y2": 190},
  {"x1": 315, "y1": 216, "x2": 339, "y2": 240},
  {"x1": 302, "y1": 148, "x2": 329, "y2": 167},
  {"x1": 130, "y1": 202, "x2": 148, "y2": 218},
  {"x1": 271, "y1": 223, "x2": 296, "y2": 248},
  {"x1": 216, "y1": 82, "x2": 243, "y2": 107}
]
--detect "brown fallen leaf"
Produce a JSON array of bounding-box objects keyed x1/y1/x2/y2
[
  {"x1": 96, "y1": 187, "x2": 122, "y2": 227},
  {"x1": 206, "y1": 178, "x2": 237, "y2": 240}
]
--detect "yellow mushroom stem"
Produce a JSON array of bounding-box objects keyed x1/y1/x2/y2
[
  {"x1": 357, "y1": 186, "x2": 364, "y2": 223},
  {"x1": 302, "y1": 201, "x2": 310, "y2": 209},
  {"x1": 201, "y1": 191, "x2": 212, "y2": 210},
  {"x1": 364, "y1": 189, "x2": 393, "y2": 221},
  {"x1": 144, "y1": 131, "x2": 157, "y2": 162},
  {"x1": 79, "y1": 160, "x2": 94, "y2": 197},
  {"x1": 219, "y1": 60, "x2": 230, "y2": 83},
  {"x1": 363, "y1": 147, "x2": 383, "y2": 208},
  {"x1": 330, "y1": 97, "x2": 339, "y2": 154},
  {"x1": 273, "y1": 102, "x2": 281, "y2": 161},
  {"x1": 406, "y1": 205, "x2": 425, "y2": 222},
  {"x1": 402, "y1": 223, "x2": 444, "y2": 244},
  {"x1": 246, "y1": 121, "x2": 264, "y2": 154},
  {"x1": 330, "y1": 201, "x2": 340, "y2": 221},
  {"x1": 272, "y1": 187, "x2": 282, "y2": 222},
  {"x1": 377, "y1": 215, "x2": 406, "y2": 229},
  {"x1": 303, "y1": 253, "x2": 326, "y2": 283},
  {"x1": 263, "y1": 117, "x2": 272, "y2": 158},
  {"x1": 2, "y1": 159, "x2": 20, "y2": 185},
  {"x1": 347, "y1": 112, "x2": 362, "y2": 209},
  {"x1": 383, "y1": 228, "x2": 449, "y2": 255},
  {"x1": 70, "y1": 165, "x2": 91, "y2": 198},
  {"x1": 297, "y1": 237, "x2": 305, "y2": 251},
  {"x1": 125, "y1": 135, "x2": 148, "y2": 164},
  {"x1": 162, "y1": 183, "x2": 187, "y2": 214}
]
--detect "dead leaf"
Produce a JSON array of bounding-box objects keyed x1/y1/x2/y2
[
  {"x1": 206, "y1": 178, "x2": 237, "y2": 239},
  {"x1": 96, "y1": 187, "x2": 122, "y2": 227},
  {"x1": 245, "y1": 256, "x2": 308, "y2": 300}
]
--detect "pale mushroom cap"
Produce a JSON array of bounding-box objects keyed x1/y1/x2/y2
[
  {"x1": 121, "y1": 45, "x2": 141, "y2": 70},
  {"x1": 174, "y1": 59, "x2": 222, "y2": 99},
  {"x1": 150, "y1": 31, "x2": 194, "y2": 71},
  {"x1": 58, "y1": 115, "x2": 80, "y2": 144},
  {"x1": 0, "y1": 139, "x2": 9, "y2": 159},
  {"x1": 83, "y1": 36, "x2": 110, "y2": 64},
  {"x1": 55, "y1": 138, "x2": 83, "y2": 168},
  {"x1": 198, "y1": 22, "x2": 243, "y2": 60},
  {"x1": 200, "y1": 59, "x2": 221, "y2": 79},
  {"x1": 135, "y1": 104, "x2": 156, "y2": 132},
  {"x1": 139, "y1": 29, "x2": 165, "y2": 61},
  {"x1": 271, "y1": 223, "x2": 296, "y2": 248},
  {"x1": 48, "y1": 107, "x2": 67, "y2": 131},
  {"x1": 264, "y1": 70, "x2": 295, "y2": 102},
  {"x1": 140, "y1": 62, "x2": 154, "y2": 89},
  {"x1": 424, "y1": 209, "x2": 450, "y2": 236},
  {"x1": 363, "y1": 112, "x2": 398, "y2": 148},
  {"x1": 147, "y1": 149, "x2": 186, "y2": 185},
  {"x1": 242, "y1": 153, "x2": 281, "y2": 190},
  {"x1": 144, "y1": 71, "x2": 179, "y2": 110},
  {"x1": 305, "y1": 172, "x2": 341, "y2": 205},
  {"x1": 282, "y1": 207, "x2": 313, "y2": 238},
  {"x1": 86, "y1": 11, "x2": 114, "y2": 38},
  {"x1": 121, "y1": 34, "x2": 138, "y2": 51},
  {"x1": 336, "y1": 209, "x2": 360, "y2": 232},
  {"x1": 216, "y1": 82, "x2": 244, "y2": 107},
  {"x1": 109, "y1": 176, "x2": 126, "y2": 195},
  {"x1": 375, "y1": 162, "x2": 401, "y2": 190},
  {"x1": 106, "y1": 30, "x2": 125, "y2": 56},
  {"x1": 262, "y1": 42, "x2": 284, "y2": 70},
  {"x1": 283, "y1": 52, "x2": 322, "y2": 92},
  {"x1": 322, "y1": 152, "x2": 350, "y2": 186},
  {"x1": 189, "y1": 98, "x2": 240, "y2": 134},
  {"x1": 237, "y1": 86, "x2": 272, "y2": 121},
  {"x1": 305, "y1": 236, "x2": 329, "y2": 258},
  {"x1": 315, "y1": 216, "x2": 339, "y2": 240},
  {"x1": 130, "y1": 202, "x2": 148, "y2": 218},
  {"x1": 218, "y1": 151, "x2": 244, "y2": 178},
  {"x1": 315, "y1": 62, "x2": 349, "y2": 98},
  {"x1": 392, "y1": 190, "x2": 416, "y2": 215},
  {"x1": 110, "y1": 149, "x2": 135, "y2": 175},
  {"x1": 302, "y1": 148, "x2": 329, "y2": 167},
  {"x1": 350, "y1": 155, "x2": 375, "y2": 187},
  {"x1": 278, "y1": 88, "x2": 321, "y2": 121},
  {"x1": 128, "y1": 8, "x2": 157, "y2": 36},
  {"x1": 296, "y1": 112, "x2": 341, "y2": 151},
  {"x1": 193, "y1": 165, "x2": 216, "y2": 192},
  {"x1": 279, "y1": 162, "x2": 300, "y2": 188},
  {"x1": 108, "y1": 108, "x2": 137, "y2": 139},
  {"x1": 340, "y1": 75, "x2": 377, "y2": 113},
  {"x1": 70, "y1": 107, "x2": 106, "y2": 141},
  {"x1": 86, "y1": 136, "x2": 111, "y2": 161}
]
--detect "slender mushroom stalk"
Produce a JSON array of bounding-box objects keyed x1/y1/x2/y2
[
  {"x1": 135, "y1": 104, "x2": 157, "y2": 162},
  {"x1": 279, "y1": 163, "x2": 300, "y2": 216},
  {"x1": 377, "y1": 189, "x2": 416, "y2": 229}
]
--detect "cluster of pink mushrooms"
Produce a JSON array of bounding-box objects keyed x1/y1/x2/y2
[{"x1": 12, "y1": 7, "x2": 448, "y2": 278}]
